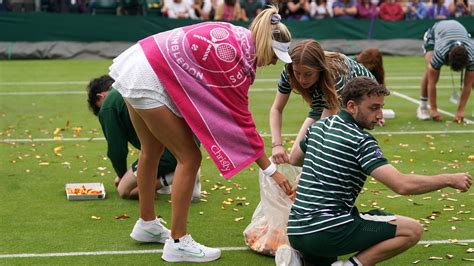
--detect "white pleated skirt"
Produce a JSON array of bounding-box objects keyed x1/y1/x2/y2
[{"x1": 109, "y1": 43, "x2": 181, "y2": 117}]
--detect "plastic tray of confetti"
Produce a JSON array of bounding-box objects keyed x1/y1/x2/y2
[{"x1": 65, "y1": 183, "x2": 106, "y2": 201}]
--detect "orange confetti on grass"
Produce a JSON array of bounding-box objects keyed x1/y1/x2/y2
[
  {"x1": 113, "y1": 215, "x2": 130, "y2": 220},
  {"x1": 53, "y1": 146, "x2": 63, "y2": 153}
]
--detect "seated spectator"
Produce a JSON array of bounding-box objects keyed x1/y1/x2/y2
[
  {"x1": 405, "y1": 0, "x2": 427, "y2": 19},
  {"x1": 427, "y1": 0, "x2": 450, "y2": 18},
  {"x1": 240, "y1": 0, "x2": 263, "y2": 22},
  {"x1": 332, "y1": 0, "x2": 357, "y2": 19},
  {"x1": 379, "y1": 0, "x2": 404, "y2": 20},
  {"x1": 310, "y1": 0, "x2": 332, "y2": 19},
  {"x1": 357, "y1": 0, "x2": 378, "y2": 19},
  {"x1": 448, "y1": 0, "x2": 471, "y2": 17},
  {"x1": 286, "y1": 0, "x2": 311, "y2": 20},
  {"x1": 215, "y1": 0, "x2": 242, "y2": 20},
  {"x1": 189, "y1": 0, "x2": 213, "y2": 19},
  {"x1": 167, "y1": 0, "x2": 192, "y2": 18}
]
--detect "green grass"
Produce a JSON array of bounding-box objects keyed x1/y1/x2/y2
[{"x1": 0, "y1": 57, "x2": 473, "y2": 265}]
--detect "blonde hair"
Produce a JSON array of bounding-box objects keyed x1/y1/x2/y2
[
  {"x1": 249, "y1": 5, "x2": 292, "y2": 67},
  {"x1": 286, "y1": 40, "x2": 340, "y2": 111}
]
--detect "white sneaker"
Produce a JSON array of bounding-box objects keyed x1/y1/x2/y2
[
  {"x1": 130, "y1": 217, "x2": 170, "y2": 244},
  {"x1": 162, "y1": 234, "x2": 221, "y2": 262},
  {"x1": 192, "y1": 172, "x2": 201, "y2": 203},
  {"x1": 156, "y1": 185, "x2": 171, "y2": 195},
  {"x1": 416, "y1": 106, "x2": 430, "y2": 120},
  {"x1": 275, "y1": 245, "x2": 302, "y2": 266}
]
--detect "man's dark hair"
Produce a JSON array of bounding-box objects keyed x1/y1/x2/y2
[
  {"x1": 449, "y1": 45, "x2": 469, "y2": 72},
  {"x1": 86, "y1": 75, "x2": 114, "y2": 116},
  {"x1": 341, "y1": 77, "x2": 390, "y2": 107}
]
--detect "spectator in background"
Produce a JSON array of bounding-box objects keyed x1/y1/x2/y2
[
  {"x1": 189, "y1": 0, "x2": 212, "y2": 19},
  {"x1": 357, "y1": 0, "x2": 378, "y2": 19},
  {"x1": 240, "y1": 0, "x2": 263, "y2": 22},
  {"x1": 167, "y1": 0, "x2": 192, "y2": 18},
  {"x1": 405, "y1": 0, "x2": 427, "y2": 19},
  {"x1": 310, "y1": 0, "x2": 332, "y2": 19},
  {"x1": 332, "y1": 0, "x2": 357, "y2": 18},
  {"x1": 379, "y1": 0, "x2": 404, "y2": 20},
  {"x1": 286, "y1": 0, "x2": 311, "y2": 20},
  {"x1": 215, "y1": 0, "x2": 242, "y2": 20},
  {"x1": 448, "y1": 0, "x2": 471, "y2": 17},
  {"x1": 426, "y1": 0, "x2": 450, "y2": 19}
]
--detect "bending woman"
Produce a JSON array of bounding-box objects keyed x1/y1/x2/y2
[
  {"x1": 109, "y1": 5, "x2": 293, "y2": 263},
  {"x1": 270, "y1": 39, "x2": 378, "y2": 164}
]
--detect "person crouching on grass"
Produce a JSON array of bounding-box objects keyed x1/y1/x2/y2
[
  {"x1": 277, "y1": 77, "x2": 472, "y2": 266},
  {"x1": 86, "y1": 75, "x2": 201, "y2": 202}
]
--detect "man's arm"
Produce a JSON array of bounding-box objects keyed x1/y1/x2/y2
[
  {"x1": 99, "y1": 109, "x2": 130, "y2": 178},
  {"x1": 455, "y1": 70, "x2": 474, "y2": 122},
  {"x1": 289, "y1": 136, "x2": 305, "y2": 167},
  {"x1": 427, "y1": 64, "x2": 441, "y2": 121},
  {"x1": 371, "y1": 164, "x2": 471, "y2": 195}
]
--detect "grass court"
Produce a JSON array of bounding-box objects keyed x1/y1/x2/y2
[{"x1": 0, "y1": 57, "x2": 473, "y2": 265}]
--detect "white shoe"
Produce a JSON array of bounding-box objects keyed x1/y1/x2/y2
[
  {"x1": 416, "y1": 106, "x2": 430, "y2": 120},
  {"x1": 129, "y1": 217, "x2": 170, "y2": 244},
  {"x1": 162, "y1": 234, "x2": 221, "y2": 262},
  {"x1": 192, "y1": 173, "x2": 201, "y2": 203},
  {"x1": 275, "y1": 245, "x2": 302, "y2": 266},
  {"x1": 156, "y1": 185, "x2": 171, "y2": 195}
]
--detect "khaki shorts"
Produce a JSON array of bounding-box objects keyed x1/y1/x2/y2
[{"x1": 288, "y1": 209, "x2": 397, "y2": 265}]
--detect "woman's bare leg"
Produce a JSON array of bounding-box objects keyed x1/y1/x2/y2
[
  {"x1": 127, "y1": 103, "x2": 201, "y2": 239},
  {"x1": 125, "y1": 102, "x2": 165, "y2": 221}
]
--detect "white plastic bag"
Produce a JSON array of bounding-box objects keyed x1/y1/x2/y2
[{"x1": 243, "y1": 163, "x2": 301, "y2": 256}]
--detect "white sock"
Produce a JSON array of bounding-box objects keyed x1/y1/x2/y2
[
  {"x1": 420, "y1": 97, "x2": 428, "y2": 108},
  {"x1": 349, "y1": 256, "x2": 362, "y2": 265},
  {"x1": 331, "y1": 257, "x2": 362, "y2": 266}
]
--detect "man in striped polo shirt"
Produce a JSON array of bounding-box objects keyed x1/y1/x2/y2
[
  {"x1": 282, "y1": 77, "x2": 472, "y2": 266},
  {"x1": 417, "y1": 20, "x2": 474, "y2": 122}
]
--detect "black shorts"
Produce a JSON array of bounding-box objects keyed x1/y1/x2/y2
[{"x1": 288, "y1": 209, "x2": 397, "y2": 266}]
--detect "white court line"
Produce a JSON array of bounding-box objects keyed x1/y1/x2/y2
[
  {"x1": 391, "y1": 91, "x2": 474, "y2": 124},
  {"x1": 2, "y1": 130, "x2": 474, "y2": 143},
  {"x1": 1, "y1": 239, "x2": 473, "y2": 259}
]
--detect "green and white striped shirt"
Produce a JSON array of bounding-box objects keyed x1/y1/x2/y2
[
  {"x1": 430, "y1": 20, "x2": 474, "y2": 71},
  {"x1": 277, "y1": 55, "x2": 374, "y2": 120},
  {"x1": 287, "y1": 111, "x2": 388, "y2": 235}
]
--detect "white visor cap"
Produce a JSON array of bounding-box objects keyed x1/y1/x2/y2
[{"x1": 272, "y1": 40, "x2": 292, "y2": 64}]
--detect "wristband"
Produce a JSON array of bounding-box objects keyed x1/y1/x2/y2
[{"x1": 262, "y1": 162, "x2": 277, "y2": 176}]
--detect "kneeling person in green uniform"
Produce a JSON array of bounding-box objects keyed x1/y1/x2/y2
[
  {"x1": 280, "y1": 77, "x2": 471, "y2": 265},
  {"x1": 86, "y1": 75, "x2": 201, "y2": 201}
]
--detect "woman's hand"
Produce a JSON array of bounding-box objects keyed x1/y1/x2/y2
[
  {"x1": 271, "y1": 171, "x2": 292, "y2": 195},
  {"x1": 272, "y1": 145, "x2": 289, "y2": 164}
]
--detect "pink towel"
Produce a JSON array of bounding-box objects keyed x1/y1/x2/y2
[{"x1": 139, "y1": 22, "x2": 264, "y2": 178}]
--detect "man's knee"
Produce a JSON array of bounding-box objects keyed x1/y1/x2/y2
[
  {"x1": 406, "y1": 219, "x2": 423, "y2": 245},
  {"x1": 117, "y1": 189, "x2": 131, "y2": 199}
]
